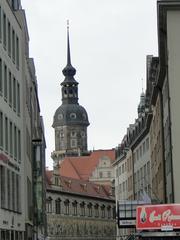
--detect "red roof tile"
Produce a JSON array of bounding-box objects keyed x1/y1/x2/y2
[{"x1": 46, "y1": 170, "x2": 114, "y2": 200}]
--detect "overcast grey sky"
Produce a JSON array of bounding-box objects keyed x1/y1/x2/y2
[{"x1": 21, "y1": 0, "x2": 158, "y2": 169}]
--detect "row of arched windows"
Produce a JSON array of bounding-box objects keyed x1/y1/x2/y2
[{"x1": 46, "y1": 197, "x2": 115, "y2": 219}]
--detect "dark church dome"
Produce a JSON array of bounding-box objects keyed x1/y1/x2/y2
[{"x1": 53, "y1": 104, "x2": 89, "y2": 128}]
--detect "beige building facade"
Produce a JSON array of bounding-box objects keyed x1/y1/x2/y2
[
  {"x1": 0, "y1": 1, "x2": 46, "y2": 240},
  {"x1": 150, "y1": 90, "x2": 165, "y2": 203}
]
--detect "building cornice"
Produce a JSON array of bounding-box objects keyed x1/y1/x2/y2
[
  {"x1": 46, "y1": 187, "x2": 115, "y2": 203},
  {"x1": 130, "y1": 113, "x2": 152, "y2": 151}
]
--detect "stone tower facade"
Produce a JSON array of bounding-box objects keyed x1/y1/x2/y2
[{"x1": 51, "y1": 26, "x2": 89, "y2": 165}]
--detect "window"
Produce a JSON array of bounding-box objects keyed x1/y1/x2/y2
[
  {"x1": 12, "y1": 29, "x2": 15, "y2": 62},
  {"x1": 46, "y1": 197, "x2": 52, "y2": 213},
  {"x1": 0, "y1": 111, "x2": 3, "y2": 148},
  {"x1": 119, "y1": 184, "x2": 122, "y2": 194},
  {"x1": 71, "y1": 139, "x2": 77, "y2": 148},
  {"x1": 13, "y1": 77, "x2": 16, "y2": 110},
  {"x1": 3, "y1": 13, "x2": 6, "y2": 48},
  {"x1": 5, "y1": 116, "x2": 8, "y2": 152},
  {"x1": 14, "y1": 125, "x2": 17, "y2": 159},
  {"x1": 60, "y1": 140, "x2": 64, "y2": 148},
  {"x1": 101, "y1": 205, "x2": 105, "y2": 218},
  {"x1": 122, "y1": 164, "x2": 124, "y2": 173},
  {"x1": 8, "y1": 21, "x2": 11, "y2": 56},
  {"x1": 26, "y1": 128, "x2": 31, "y2": 159},
  {"x1": 9, "y1": 121, "x2": 13, "y2": 156},
  {"x1": 80, "y1": 202, "x2": 85, "y2": 216},
  {"x1": 71, "y1": 131, "x2": 76, "y2": 137},
  {"x1": 144, "y1": 165, "x2": 147, "y2": 182},
  {"x1": 60, "y1": 131, "x2": 64, "y2": 137},
  {"x1": 107, "y1": 206, "x2": 111, "y2": 219},
  {"x1": 99, "y1": 172, "x2": 103, "y2": 178},
  {"x1": 133, "y1": 152, "x2": 136, "y2": 163},
  {"x1": 7, "y1": 169, "x2": 11, "y2": 209},
  {"x1": 12, "y1": 172, "x2": 15, "y2": 211},
  {"x1": 16, "y1": 36, "x2": 19, "y2": 68},
  {"x1": 118, "y1": 166, "x2": 121, "y2": 175},
  {"x1": 87, "y1": 203, "x2": 92, "y2": 217},
  {"x1": 55, "y1": 177, "x2": 59, "y2": 186},
  {"x1": 72, "y1": 201, "x2": 77, "y2": 216},
  {"x1": 94, "y1": 204, "x2": 99, "y2": 218},
  {"x1": 147, "y1": 161, "x2": 150, "y2": 176},
  {"x1": 9, "y1": 71, "x2": 12, "y2": 106},
  {"x1": 55, "y1": 199, "x2": 61, "y2": 214},
  {"x1": 146, "y1": 138, "x2": 149, "y2": 151},
  {"x1": 64, "y1": 199, "x2": 70, "y2": 215},
  {"x1": 81, "y1": 131, "x2": 85, "y2": 137},
  {"x1": 0, "y1": 166, "x2": 6, "y2": 208},
  {"x1": 18, "y1": 129, "x2": 21, "y2": 162},
  {"x1": 113, "y1": 206, "x2": 116, "y2": 219},
  {"x1": 0, "y1": 59, "x2": 2, "y2": 94},
  {"x1": 129, "y1": 157, "x2": 132, "y2": 170},
  {"x1": 140, "y1": 146, "x2": 142, "y2": 158},
  {"x1": 4, "y1": 64, "x2": 7, "y2": 100},
  {"x1": 17, "y1": 82, "x2": 20, "y2": 115},
  {"x1": 70, "y1": 113, "x2": 76, "y2": 119},
  {"x1": 137, "y1": 149, "x2": 139, "y2": 161},
  {"x1": 107, "y1": 171, "x2": 111, "y2": 178},
  {"x1": 143, "y1": 142, "x2": 146, "y2": 154},
  {"x1": 123, "y1": 182, "x2": 125, "y2": 192},
  {"x1": 16, "y1": 174, "x2": 21, "y2": 212},
  {"x1": 116, "y1": 168, "x2": 118, "y2": 177}
]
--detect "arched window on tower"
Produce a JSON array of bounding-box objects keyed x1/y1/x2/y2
[
  {"x1": 69, "y1": 89, "x2": 73, "y2": 97},
  {"x1": 64, "y1": 89, "x2": 67, "y2": 97}
]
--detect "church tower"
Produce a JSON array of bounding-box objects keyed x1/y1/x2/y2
[{"x1": 51, "y1": 24, "x2": 90, "y2": 165}]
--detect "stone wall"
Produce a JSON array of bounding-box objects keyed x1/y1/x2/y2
[{"x1": 47, "y1": 215, "x2": 116, "y2": 240}]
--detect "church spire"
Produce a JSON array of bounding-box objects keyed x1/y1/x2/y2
[
  {"x1": 61, "y1": 21, "x2": 79, "y2": 104},
  {"x1": 62, "y1": 20, "x2": 77, "y2": 80},
  {"x1": 67, "y1": 20, "x2": 71, "y2": 66}
]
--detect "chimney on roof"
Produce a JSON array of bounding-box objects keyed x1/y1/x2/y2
[
  {"x1": 80, "y1": 183, "x2": 87, "y2": 191},
  {"x1": 95, "y1": 185, "x2": 100, "y2": 193}
]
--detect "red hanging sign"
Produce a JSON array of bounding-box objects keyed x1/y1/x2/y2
[{"x1": 136, "y1": 204, "x2": 180, "y2": 230}]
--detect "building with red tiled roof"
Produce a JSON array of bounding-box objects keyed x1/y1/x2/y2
[
  {"x1": 46, "y1": 169, "x2": 116, "y2": 240},
  {"x1": 59, "y1": 149, "x2": 115, "y2": 186}
]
